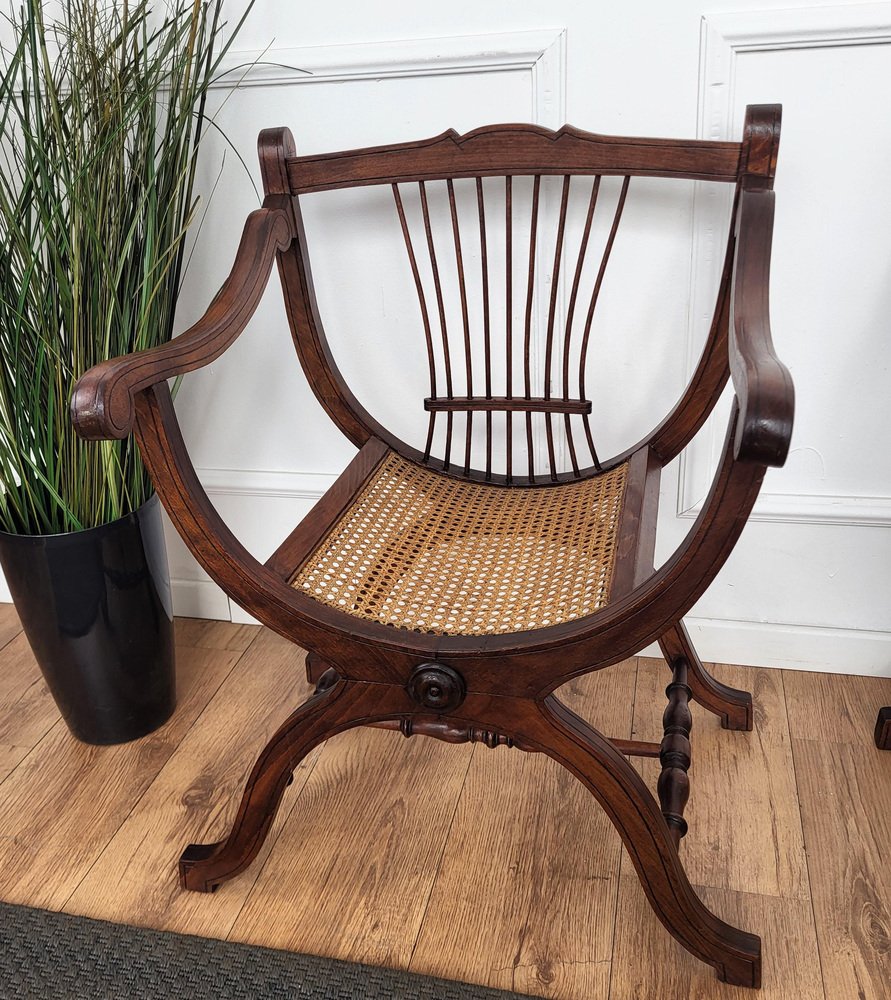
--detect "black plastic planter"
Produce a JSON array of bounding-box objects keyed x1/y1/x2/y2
[{"x1": 0, "y1": 494, "x2": 175, "y2": 745}]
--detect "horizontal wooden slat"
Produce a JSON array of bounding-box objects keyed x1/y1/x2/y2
[
  {"x1": 288, "y1": 124, "x2": 742, "y2": 193},
  {"x1": 424, "y1": 395, "x2": 592, "y2": 414}
]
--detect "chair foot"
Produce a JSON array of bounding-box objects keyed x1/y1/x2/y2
[
  {"x1": 528, "y1": 695, "x2": 761, "y2": 987},
  {"x1": 875, "y1": 708, "x2": 891, "y2": 750},
  {"x1": 660, "y1": 622, "x2": 753, "y2": 731},
  {"x1": 179, "y1": 843, "x2": 224, "y2": 892},
  {"x1": 178, "y1": 670, "x2": 377, "y2": 893}
]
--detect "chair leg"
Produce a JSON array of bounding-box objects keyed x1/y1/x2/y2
[
  {"x1": 660, "y1": 621, "x2": 753, "y2": 731},
  {"x1": 179, "y1": 669, "x2": 386, "y2": 893},
  {"x1": 528, "y1": 693, "x2": 761, "y2": 987},
  {"x1": 875, "y1": 708, "x2": 891, "y2": 750}
]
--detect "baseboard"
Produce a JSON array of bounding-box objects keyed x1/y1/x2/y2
[
  {"x1": 169, "y1": 578, "x2": 231, "y2": 622},
  {"x1": 642, "y1": 617, "x2": 891, "y2": 678}
]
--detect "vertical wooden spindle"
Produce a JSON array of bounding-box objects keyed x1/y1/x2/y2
[
  {"x1": 658, "y1": 657, "x2": 693, "y2": 845},
  {"x1": 505, "y1": 176, "x2": 513, "y2": 483},
  {"x1": 523, "y1": 175, "x2": 541, "y2": 480},
  {"x1": 476, "y1": 177, "x2": 493, "y2": 479},
  {"x1": 447, "y1": 179, "x2": 473, "y2": 475},
  {"x1": 543, "y1": 175, "x2": 571, "y2": 481},
  {"x1": 392, "y1": 183, "x2": 438, "y2": 461},
  {"x1": 419, "y1": 181, "x2": 453, "y2": 469},
  {"x1": 561, "y1": 176, "x2": 600, "y2": 477},
  {"x1": 578, "y1": 175, "x2": 630, "y2": 470}
]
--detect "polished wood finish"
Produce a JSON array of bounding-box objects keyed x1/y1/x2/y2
[
  {"x1": 1, "y1": 615, "x2": 889, "y2": 998},
  {"x1": 875, "y1": 707, "x2": 891, "y2": 750},
  {"x1": 70, "y1": 106, "x2": 796, "y2": 988},
  {"x1": 660, "y1": 621, "x2": 753, "y2": 731},
  {"x1": 658, "y1": 657, "x2": 693, "y2": 844},
  {"x1": 424, "y1": 395, "x2": 592, "y2": 415},
  {"x1": 286, "y1": 123, "x2": 744, "y2": 193}
]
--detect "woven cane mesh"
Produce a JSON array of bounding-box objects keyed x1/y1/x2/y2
[{"x1": 291, "y1": 452, "x2": 628, "y2": 636}]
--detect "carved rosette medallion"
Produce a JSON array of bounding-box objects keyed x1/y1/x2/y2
[{"x1": 407, "y1": 662, "x2": 466, "y2": 712}]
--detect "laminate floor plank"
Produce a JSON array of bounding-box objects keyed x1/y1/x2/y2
[
  {"x1": 229, "y1": 726, "x2": 474, "y2": 969},
  {"x1": 409, "y1": 660, "x2": 638, "y2": 1000},
  {"x1": 0, "y1": 603, "x2": 23, "y2": 651},
  {"x1": 783, "y1": 670, "x2": 891, "y2": 746},
  {"x1": 65, "y1": 629, "x2": 315, "y2": 939},
  {"x1": 175, "y1": 617, "x2": 260, "y2": 652},
  {"x1": 632, "y1": 658, "x2": 807, "y2": 900},
  {"x1": 609, "y1": 878, "x2": 824, "y2": 999},
  {"x1": 0, "y1": 615, "x2": 887, "y2": 999},
  {"x1": 0, "y1": 743, "x2": 33, "y2": 785},
  {"x1": 0, "y1": 633, "x2": 59, "y2": 756},
  {"x1": 0, "y1": 639, "x2": 241, "y2": 910},
  {"x1": 793, "y1": 737, "x2": 891, "y2": 1000}
]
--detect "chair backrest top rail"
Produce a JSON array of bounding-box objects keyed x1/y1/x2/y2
[{"x1": 286, "y1": 123, "x2": 742, "y2": 194}]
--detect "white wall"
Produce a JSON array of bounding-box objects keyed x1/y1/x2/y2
[{"x1": 9, "y1": 0, "x2": 891, "y2": 676}]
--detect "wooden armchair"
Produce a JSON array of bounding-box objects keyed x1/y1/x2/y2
[{"x1": 72, "y1": 105, "x2": 793, "y2": 988}]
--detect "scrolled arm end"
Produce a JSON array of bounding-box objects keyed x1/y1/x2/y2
[
  {"x1": 71, "y1": 359, "x2": 138, "y2": 441},
  {"x1": 730, "y1": 188, "x2": 795, "y2": 467},
  {"x1": 731, "y1": 348, "x2": 794, "y2": 466}
]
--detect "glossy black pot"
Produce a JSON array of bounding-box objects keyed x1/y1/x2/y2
[{"x1": 0, "y1": 494, "x2": 175, "y2": 744}]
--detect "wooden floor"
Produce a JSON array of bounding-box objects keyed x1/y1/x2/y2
[{"x1": 0, "y1": 604, "x2": 889, "y2": 999}]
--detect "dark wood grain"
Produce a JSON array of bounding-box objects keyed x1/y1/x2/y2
[
  {"x1": 740, "y1": 104, "x2": 782, "y2": 192},
  {"x1": 69, "y1": 106, "x2": 794, "y2": 989},
  {"x1": 610, "y1": 445, "x2": 661, "y2": 601},
  {"x1": 658, "y1": 657, "x2": 693, "y2": 844},
  {"x1": 287, "y1": 123, "x2": 743, "y2": 193},
  {"x1": 730, "y1": 187, "x2": 794, "y2": 467},
  {"x1": 425, "y1": 395, "x2": 591, "y2": 414},
  {"x1": 875, "y1": 708, "x2": 891, "y2": 750}
]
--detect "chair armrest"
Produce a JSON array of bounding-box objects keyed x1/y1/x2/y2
[
  {"x1": 71, "y1": 204, "x2": 293, "y2": 440},
  {"x1": 729, "y1": 188, "x2": 794, "y2": 466}
]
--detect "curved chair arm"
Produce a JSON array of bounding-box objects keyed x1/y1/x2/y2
[
  {"x1": 729, "y1": 188, "x2": 794, "y2": 466},
  {"x1": 70, "y1": 203, "x2": 294, "y2": 441}
]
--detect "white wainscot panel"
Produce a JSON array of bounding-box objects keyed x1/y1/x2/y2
[
  {"x1": 686, "y1": 4, "x2": 891, "y2": 522},
  {"x1": 664, "y1": 4, "x2": 891, "y2": 673}
]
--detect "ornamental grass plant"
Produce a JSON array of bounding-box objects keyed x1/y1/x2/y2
[{"x1": 0, "y1": 0, "x2": 248, "y2": 534}]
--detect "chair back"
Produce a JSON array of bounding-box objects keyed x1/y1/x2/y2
[{"x1": 269, "y1": 113, "x2": 777, "y2": 483}]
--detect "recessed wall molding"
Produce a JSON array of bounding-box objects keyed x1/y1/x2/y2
[
  {"x1": 678, "y1": 489, "x2": 891, "y2": 527},
  {"x1": 214, "y1": 29, "x2": 567, "y2": 128}
]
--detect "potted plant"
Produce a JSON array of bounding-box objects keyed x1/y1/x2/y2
[{"x1": 0, "y1": 0, "x2": 246, "y2": 744}]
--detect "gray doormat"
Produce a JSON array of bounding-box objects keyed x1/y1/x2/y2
[{"x1": 0, "y1": 902, "x2": 532, "y2": 1000}]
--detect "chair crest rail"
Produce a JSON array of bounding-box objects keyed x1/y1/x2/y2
[{"x1": 286, "y1": 123, "x2": 744, "y2": 193}]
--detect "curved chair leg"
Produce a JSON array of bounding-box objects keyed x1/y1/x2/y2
[
  {"x1": 179, "y1": 670, "x2": 386, "y2": 892},
  {"x1": 529, "y1": 694, "x2": 761, "y2": 987},
  {"x1": 875, "y1": 708, "x2": 891, "y2": 750},
  {"x1": 660, "y1": 621, "x2": 753, "y2": 731}
]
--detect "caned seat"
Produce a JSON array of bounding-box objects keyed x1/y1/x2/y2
[
  {"x1": 292, "y1": 451, "x2": 628, "y2": 635},
  {"x1": 72, "y1": 106, "x2": 794, "y2": 989}
]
